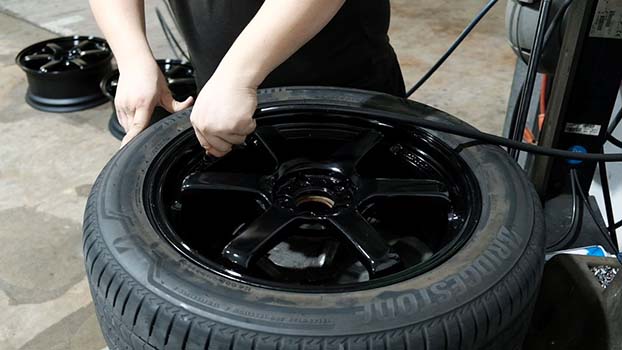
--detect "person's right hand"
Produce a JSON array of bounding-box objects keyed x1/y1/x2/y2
[{"x1": 115, "y1": 59, "x2": 194, "y2": 147}]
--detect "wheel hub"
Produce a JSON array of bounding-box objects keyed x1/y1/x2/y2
[{"x1": 273, "y1": 165, "x2": 355, "y2": 216}]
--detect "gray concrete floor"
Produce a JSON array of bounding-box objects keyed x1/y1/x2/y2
[{"x1": 0, "y1": 1, "x2": 516, "y2": 349}]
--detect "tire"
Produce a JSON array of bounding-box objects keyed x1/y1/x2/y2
[{"x1": 84, "y1": 87, "x2": 545, "y2": 350}]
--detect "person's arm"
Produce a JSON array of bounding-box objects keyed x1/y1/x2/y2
[
  {"x1": 190, "y1": 0, "x2": 346, "y2": 157},
  {"x1": 90, "y1": 0, "x2": 193, "y2": 146}
]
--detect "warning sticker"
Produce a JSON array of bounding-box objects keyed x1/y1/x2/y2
[
  {"x1": 590, "y1": 0, "x2": 622, "y2": 39},
  {"x1": 564, "y1": 123, "x2": 602, "y2": 136}
]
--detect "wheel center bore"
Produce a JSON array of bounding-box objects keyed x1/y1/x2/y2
[
  {"x1": 296, "y1": 195, "x2": 335, "y2": 209},
  {"x1": 273, "y1": 166, "x2": 355, "y2": 215},
  {"x1": 66, "y1": 48, "x2": 81, "y2": 60}
]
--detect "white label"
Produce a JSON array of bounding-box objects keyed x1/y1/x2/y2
[
  {"x1": 590, "y1": 0, "x2": 622, "y2": 39},
  {"x1": 564, "y1": 122, "x2": 602, "y2": 136}
]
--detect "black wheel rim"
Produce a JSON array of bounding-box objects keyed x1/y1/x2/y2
[
  {"x1": 101, "y1": 59, "x2": 196, "y2": 101},
  {"x1": 103, "y1": 59, "x2": 197, "y2": 140},
  {"x1": 145, "y1": 106, "x2": 481, "y2": 292},
  {"x1": 17, "y1": 36, "x2": 111, "y2": 74},
  {"x1": 15, "y1": 36, "x2": 113, "y2": 112}
]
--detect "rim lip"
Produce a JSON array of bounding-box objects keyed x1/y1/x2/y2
[
  {"x1": 144, "y1": 107, "x2": 482, "y2": 293},
  {"x1": 15, "y1": 35, "x2": 113, "y2": 75},
  {"x1": 100, "y1": 58, "x2": 194, "y2": 100},
  {"x1": 25, "y1": 91, "x2": 110, "y2": 113}
]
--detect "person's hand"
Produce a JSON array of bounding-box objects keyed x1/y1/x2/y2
[
  {"x1": 190, "y1": 78, "x2": 257, "y2": 157},
  {"x1": 115, "y1": 59, "x2": 194, "y2": 147}
]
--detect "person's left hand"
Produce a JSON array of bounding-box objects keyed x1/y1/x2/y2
[{"x1": 190, "y1": 78, "x2": 257, "y2": 157}]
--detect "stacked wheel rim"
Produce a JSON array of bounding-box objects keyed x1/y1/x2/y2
[
  {"x1": 101, "y1": 59, "x2": 196, "y2": 140},
  {"x1": 15, "y1": 35, "x2": 113, "y2": 112}
]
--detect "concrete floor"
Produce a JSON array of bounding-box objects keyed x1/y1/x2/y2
[{"x1": 0, "y1": 1, "x2": 516, "y2": 349}]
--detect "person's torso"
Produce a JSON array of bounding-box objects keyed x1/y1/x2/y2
[{"x1": 168, "y1": 0, "x2": 396, "y2": 90}]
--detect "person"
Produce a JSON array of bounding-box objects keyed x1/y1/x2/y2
[{"x1": 90, "y1": 0, "x2": 405, "y2": 156}]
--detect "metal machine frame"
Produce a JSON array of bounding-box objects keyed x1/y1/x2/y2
[
  {"x1": 510, "y1": 0, "x2": 622, "y2": 251},
  {"x1": 527, "y1": 0, "x2": 622, "y2": 197}
]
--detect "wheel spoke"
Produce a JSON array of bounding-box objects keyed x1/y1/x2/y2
[
  {"x1": 222, "y1": 207, "x2": 299, "y2": 268},
  {"x1": 167, "y1": 77, "x2": 195, "y2": 86},
  {"x1": 75, "y1": 40, "x2": 91, "y2": 49},
  {"x1": 164, "y1": 64, "x2": 186, "y2": 76},
  {"x1": 181, "y1": 171, "x2": 268, "y2": 200},
  {"x1": 358, "y1": 178, "x2": 449, "y2": 204},
  {"x1": 79, "y1": 49, "x2": 108, "y2": 57},
  {"x1": 45, "y1": 43, "x2": 63, "y2": 54},
  {"x1": 70, "y1": 58, "x2": 88, "y2": 68},
  {"x1": 327, "y1": 210, "x2": 399, "y2": 276},
  {"x1": 24, "y1": 53, "x2": 52, "y2": 61},
  {"x1": 253, "y1": 126, "x2": 292, "y2": 164},
  {"x1": 39, "y1": 59, "x2": 62, "y2": 72},
  {"x1": 331, "y1": 130, "x2": 383, "y2": 171}
]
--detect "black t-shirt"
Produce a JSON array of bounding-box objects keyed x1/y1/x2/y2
[{"x1": 168, "y1": 0, "x2": 405, "y2": 96}]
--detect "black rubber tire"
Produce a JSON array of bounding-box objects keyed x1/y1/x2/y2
[{"x1": 84, "y1": 87, "x2": 545, "y2": 350}]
